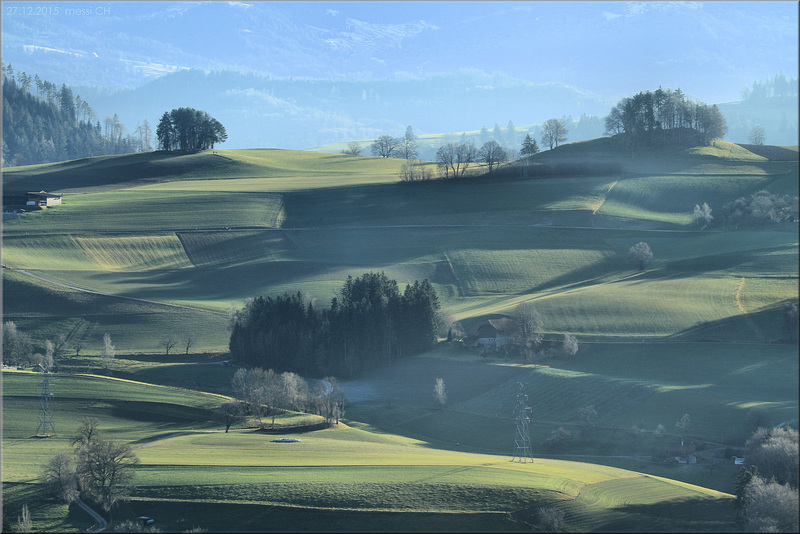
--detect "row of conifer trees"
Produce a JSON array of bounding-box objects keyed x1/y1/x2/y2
[{"x1": 2, "y1": 63, "x2": 142, "y2": 166}]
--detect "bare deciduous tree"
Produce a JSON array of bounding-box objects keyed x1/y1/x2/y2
[
  {"x1": 281, "y1": 371, "x2": 310, "y2": 412},
  {"x1": 433, "y1": 377, "x2": 447, "y2": 408},
  {"x1": 41, "y1": 451, "x2": 77, "y2": 502},
  {"x1": 398, "y1": 160, "x2": 432, "y2": 182},
  {"x1": 159, "y1": 334, "x2": 178, "y2": 355},
  {"x1": 371, "y1": 134, "x2": 400, "y2": 158},
  {"x1": 342, "y1": 141, "x2": 362, "y2": 156},
  {"x1": 77, "y1": 437, "x2": 140, "y2": 513},
  {"x1": 436, "y1": 141, "x2": 477, "y2": 179},
  {"x1": 183, "y1": 333, "x2": 195, "y2": 355},
  {"x1": 562, "y1": 333, "x2": 579, "y2": 356},
  {"x1": 693, "y1": 202, "x2": 713, "y2": 229},
  {"x1": 748, "y1": 126, "x2": 766, "y2": 146},
  {"x1": 629, "y1": 242, "x2": 653, "y2": 270},
  {"x1": 478, "y1": 140, "x2": 508, "y2": 177},
  {"x1": 101, "y1": 333, "x2": 115, "y2": 368},
  {"x1": 217, "y1": 402, "x2": 243, "y2": 433},
  {"x1": 541, "y1": 118, "x2": 568, "y2": 150},
  {"x1": 676, "y1": 413, "x2": 691, "y2": 440},
  {"x1": 511, "y1": 302, "x2": 544, "y2": 361},
  {"x1": 315, "y1": 376, "x2": 344, "y2": 426}
]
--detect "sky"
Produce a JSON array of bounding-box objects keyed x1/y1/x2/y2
[{"x1": 2, "y1": 1, "x2": 798, "y2": 105}]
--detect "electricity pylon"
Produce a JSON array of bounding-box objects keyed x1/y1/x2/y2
[
  {"x1": 36, "y1": 372, "x2": 56, "y2": 437},
  {"x1": 512, "y1": 382, "x2": 533, "y2": 462}
]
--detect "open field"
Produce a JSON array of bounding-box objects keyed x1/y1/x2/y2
[
  {"x1": 2, "y1": 371, "x2": 737, "y2": 532},
  {"x1": 2, "y1": 141, "x2": 797, "y2": 531}
]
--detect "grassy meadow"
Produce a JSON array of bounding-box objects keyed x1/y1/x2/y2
[
  {"x1": 2, "y1": 372, "x2": 737, "y2": 532},
  {"x1": 2, "y1": 140, "x2": 797, "y2": 531}
]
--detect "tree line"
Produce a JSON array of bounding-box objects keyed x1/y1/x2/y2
[
  {"x1": 604, "y1": 87, "x2": 727, "y2": 147},
  {"x1": 227, "y1": 368, "x2": 345, "y2": 430},
  {"x1": 229, "y1": 272, "x2": 442, "y2": 378},
  {"x1": 156, "y1": 107, "x2": 227, "y2": 152},
  {"x1": 2, "y1": 63, "x2": 151, "y2": 166},
  {"x1": 741, "y1": 72, "x2": 798, "y2": 102}
]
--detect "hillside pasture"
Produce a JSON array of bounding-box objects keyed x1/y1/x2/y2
[
  {"x1": 1, "y1": 268, "x2": 228, "y2": 353},
  {"x1": 2, "y1": 370, "x2": 738, "y2": 532},
  {"x1": 2, "y1": 190, "x2": 285, "y2": 235}
]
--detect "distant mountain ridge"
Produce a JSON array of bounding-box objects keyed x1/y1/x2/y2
[{"x1": 73, "y1": 69, "x2": 614, "y2": 151}]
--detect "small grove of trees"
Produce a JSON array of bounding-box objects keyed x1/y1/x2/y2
[
  {"x1": 2, "y1": 321, "x2": 34, "y2": 366},
  {"x1": 368, "y1": 126, "x2": 418, "y2": 160},
  {"x1": 398, "y1": 160, "x2": 433, "y2": 182},
  {"x1": 435, "y1": 141, "x2": 478, "y2": 179},
  {"x1": 720, "y1": 190, "x2": 797, "y2": 229},
  {"x1": 231, "y1": 368, "x2": 343, "y2": 428},
  {"x1": 735, "y1": 426, "x2": 798, "y2": 532},
  {"x1": 2, "y1": 321, "x2": 70, "y2": 370},
  {"x1": 604, "y1": 87, "x2": 727, "y2": 147},
  {"x1": 229, "y1": 273, "x2": 443, "y2": 378},
  {"x1": 40, "y1": 418, "x2": 139, "y2": 517},
  {"x1": 156, "y1": 107, "x2": 227, "y2": 152}
]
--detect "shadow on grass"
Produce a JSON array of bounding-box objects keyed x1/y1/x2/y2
[{"x1": 610, "y1": 495, "x2": 738, "y2": 532}]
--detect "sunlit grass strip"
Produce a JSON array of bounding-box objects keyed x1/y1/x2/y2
[
  {"x1": 73, "y1": 234, "x2": 194, "y2": 271},
  {"x1": 1, "y1": 235, "x2": 98, "y2": 270}
]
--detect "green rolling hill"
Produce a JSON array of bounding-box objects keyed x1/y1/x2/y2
[{"x1": 2, "y1": 139, "x2": 797, "y2": 531}]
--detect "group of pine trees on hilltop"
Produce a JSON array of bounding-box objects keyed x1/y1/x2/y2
[
  {"x1": 1, "y1": 63, "x2": 149, "y2": 166},
  {"x1": 229, "y1": 273, "x2": 441, "y2": 378},
  {"x1": 604, "y1": 87, "x2": 727, "y2": 147},
  {"x1": 156, "y1": 107, "x2": 227, "y2": 152}
]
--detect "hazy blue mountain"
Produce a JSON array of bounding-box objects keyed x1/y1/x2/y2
[
  {"x1": 73, "y1": 69, "x2": 613, "y2": 150},
  {"x1": 2, "y1": 1, "x2": 797, "y2": 149}
]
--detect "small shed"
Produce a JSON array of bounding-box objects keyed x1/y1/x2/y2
[
  {"x1": 27, "y1": 191, "x2": 62, "y2": 208},
  {"x1": 33, "y1": 363, "x2": 46, "y2": 373}
]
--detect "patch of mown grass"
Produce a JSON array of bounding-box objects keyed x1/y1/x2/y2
[{"x1": 3, "y1": 190, "x2": 285, "y2": 235}]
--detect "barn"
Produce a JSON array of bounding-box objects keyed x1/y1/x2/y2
[{"x1": 27, "y1": 191, "x2": 62, "y2": 208}]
